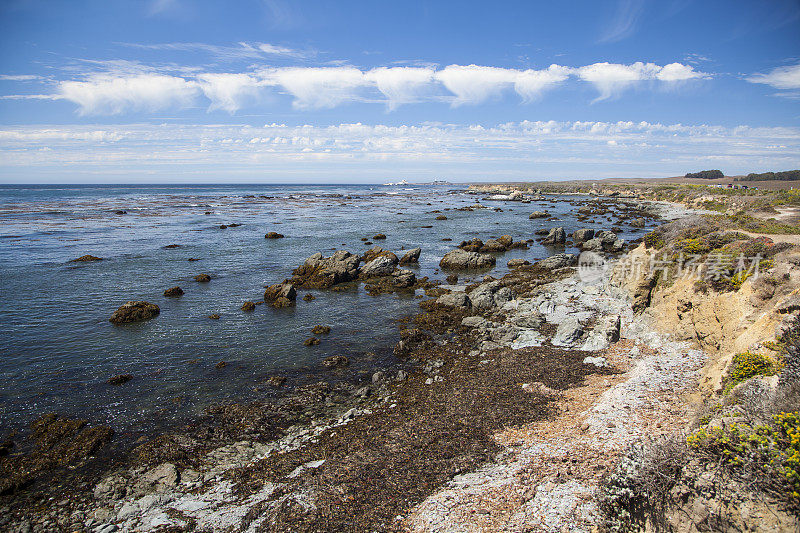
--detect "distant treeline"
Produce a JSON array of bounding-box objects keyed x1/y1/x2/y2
[
  {"x1": 735, "y1": 170, "x2": 800, "y2": 181},
  {"x1": 685, "y1": 170, "x2": 724, "y2": 179}
]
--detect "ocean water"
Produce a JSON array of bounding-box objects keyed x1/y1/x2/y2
[{"x1": 0, "y1": 184, "x2": 653, "y2": 438}]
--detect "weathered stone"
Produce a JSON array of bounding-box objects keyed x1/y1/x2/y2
[
  {"x1": 439, "y1": 249, "x2": 496, "y2": 270},
  {"x1": 392, "y1": 269, "x2": 416, "y2": 288},
  {"x1": 322, "y1": 355, "x2": 349, "y2": 369},
  {"x1": 529, "y1": 211, "x2": 550, "y2": 219},
  {"x1": 194, "y1": 274, "x2": 211, "y2": 282},
  {"x1": 535, "y1": 253, "x2": 576, "y2": 270},
  {"x1": 292, "y1": 251, "x2": 361, "y2": 288},
  {"x1": 264, "y1": 283, "x2": 297, "y2": 304},
  {"x1": 241, "y1": 301, "x2": 256, "y2": 312},
  {"x1": 264, "y1": 232, "x2": 284, "y2": 239},
  {"x1": 360, "y1": 253, "x2": 399, "y2": 278},
  {"x1": 399, "y1": 247, "x2": 421, "y2": 264},
  {"x1": 436, "y1": 292, "x2": 471, "y2": 309},
  {"x1": 541, "y1": 227, "x2": 566, "y2": 245},
  {"x1": 551, "y1": 317, "x2": 584, "y2": 347},
  {"x1": 163, "y1": 286, "x2": 183, "y2": 297},
  {"x1": 571, "y1": 229, "x2": 595, "y2": 246}
]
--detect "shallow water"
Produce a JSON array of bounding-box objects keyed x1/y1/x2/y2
[{"x1": 0, "y1": 184, "x2": 654, "y2": 437}]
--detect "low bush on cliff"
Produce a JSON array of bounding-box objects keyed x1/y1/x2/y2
[{"x1": 723, "y1": 351, "x2": 779, "y2": 393}]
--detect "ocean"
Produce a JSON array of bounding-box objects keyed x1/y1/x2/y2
[{"x1": 0, "y1": 183, "x2": 651, "y2": 440}]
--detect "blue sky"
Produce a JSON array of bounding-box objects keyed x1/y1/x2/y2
[{"x1": 1, "y1": 0, "x2": 799, "y2": 182}]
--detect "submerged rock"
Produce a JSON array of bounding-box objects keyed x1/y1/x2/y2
[
  {"x1": 439, "y1": 249, "x2": 496, "y2": 270},
  {"x1": 265, "y1": 232, "x2": 284, "y2": 239},
  {"x1": 311, "y1": 325, "x2": 331, "y2": 334},
  {"x1": 303, "y1": 337, "x2": 320, "y2": 346},
  {"x1": 194, "y1": 274, "x2": 211, "y2": 283},
  {"x1": 322, "y1": 355, "x2": 349, "y2": 369},
  {"x1": 109, "y1": 301, "x2": 160, "y2": 324},
  {"x1": 107, "y1": 374, "x2": 133, "y2": 385},
  {"x1": 70, "y1": 255, "x2": 102, "y2": 262},
  {"x1": 241, "y1": 301, "x2": 256, "y2": 312}
]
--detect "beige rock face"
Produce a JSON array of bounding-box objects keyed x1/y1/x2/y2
[{"x1": 611, "y1": 243, "x2": 799, "y2": 394}]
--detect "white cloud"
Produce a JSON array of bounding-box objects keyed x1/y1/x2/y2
[
  {"x1": 514, "y1": 65, "x2": 573, "y2": 102},
  {"x1": 746, "y1": 63, "x2": 800, "y2": 90},
  {"x1": 196, "y1": 73, "x2": 264, "y2": 113},
  {"x1": 364, "y1": 67, "x2": 436, "y2": 109},
  {"x1": 0, "y1": 74, "x2": 41, "y2": 81},
  {"x1": 58, "y1": 74, "x2": 199, "y2": 115},
  {"x1": 656, "y1": 62, "x2": 706, "y2": 81},
  {"x1": 578, "y1": 61, "x2": 705, "y2": 101},
  {"x1": 263, "y1": 67, "x2": 369, "y2": 109},
  {"x1": 435, "y1": 65, "x2": 519, "y2": 106}
]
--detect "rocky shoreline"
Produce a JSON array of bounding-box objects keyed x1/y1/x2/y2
[{"x1": 2, "y1": 187, "x2": 798, "y2": 532}]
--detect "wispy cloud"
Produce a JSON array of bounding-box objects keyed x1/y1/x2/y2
[
  {"x1": 746, "y1": 63, "x2": 800, "y2": 91},
  {"x1": 123, "y1": 41, "x2": 314, "y2": 60},
  {"x1": 598, "y1": 0, "x2": 646, "y2": 43},
  {"x1": 1, "y1": 120, "x2": 797, "y2": 181},
  {"x1": 0, "y1": 74, "x2": 42, "y2": 81}
]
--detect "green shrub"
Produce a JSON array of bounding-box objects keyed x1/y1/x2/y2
[{"x1": 644, "y1": 231, "x2": 664, "y2": 249}]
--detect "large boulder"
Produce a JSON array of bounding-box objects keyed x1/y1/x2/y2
[
  {"x1": 110, "y1": 301, "x2": 160, "y2": 324},
  {"x1": 571, "y1": 229, "x2": 595, "y2": 246},
  {"x1": 360, "y1": 252, "x2": 399, "y2": 278},
  {"x1": 535, "y1": 253, "x2": 576, "y2": 270},
  {"x1": 581, "y1": 238, "x2": 604, "y2": 252},
  {"x1": 468, "y1": 281, "x2": 514, "y2": 310},
  {"x1": 551, "y1": 317, "x2": 585, "y2": 347},
  {"x1": 529, "y1": 211, "x2": 550, "y2": 219},
  {"x1": 541, "y1": 227, "x2": 566, "y2": 245},
  {"x1": 291, "y1": 251, "x2": 361, "y2": 288},
  {"x1": 458, "y1": 238, "x2": 484, "y2": 252},
  {"x1": 436, "y1": 292, "x2": 471, "y2": 309},
  {"x1": 399, "y1": 247, "x2": 421, "y2": 265},
  {"x1": 439, "y1": 249, "x2": 496, "y2": 270},
  {"x1": 581, "y1": 315, "x2": 621, "y2": 351},
  {"x1": 480, "y1": 239, "x2": 507, "y2": 253}
]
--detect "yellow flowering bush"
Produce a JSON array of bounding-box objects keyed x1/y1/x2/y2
[{"x1": 723, "y1": 351, "x2": 777, "y2": 393}]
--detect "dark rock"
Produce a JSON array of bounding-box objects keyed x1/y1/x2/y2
[
  {"x1": 436, "y1": 292, "x2": 471, "y2": 309},
  {"x1": 534, "y1": 229, "x2": 549, "y2": 236},
  {"x1": 399, "y1": 247, "x2": 421, "y2": 265},
  {"x1": 194, "y1": 274, "x2": 211, "y2": 282},
  {"x1": 241, "y1": 301, "x2": 256, "y2": 312},
  {"x1": 435, "y1": 215, "x2": 448, "y2": 220},
  {"x1": 70, "y1": 255, "x2": 102, "y2": 262},
  {"x1": 507, "y1": 259, "x2": 530, "y2": 268},
  {"x1": 114, "y1": 210, "x2": 126, "y2": 215},
  {"x1": 267, "y1": 376, "x2": 286, "y2": 388},
  {"x1": 265, "y1": 232, "x2": 284, "y2": 239},
  {"x1": 109, "y1": 301, "x2": 160, "y2": 324},
  {"x1": 107, "y1": 375, "x2": 132, "y2": 386},
  {"x1": 302, "y1": 294, "x2": 316, "y2": 301},
  {"x1": 304, "y1": 337, "x2": 321, "y2": 346},
  {"x1": 360, "y1": 252, "x2": 399, "y2": 278},
  {"x1": 446, "y1": 274, "x2": 459, "y2": 284},
  {"x1": 322, "y1": 355, "x2": 349, "y2": 369},
  {"x1": 264, "y1": 283, "x2": 297, "y2": 305},
  {"x1": 163, "y1": 286, "x2": 183, "y2": 297},
  {"x1": 215, "y1": 361, "x2": 226, "y2": 369},
  {"x1": 373, "y1": 234, "x2": 387, "y2": 240},
  {"x1": 630, "y1": 217, "x2": 646, "y2": 228},
  {"x1": 163, "y1": 244, "x2": 181, "y2": 249},
  {"x1": 480, "y1": 239, "x2": 507, "y2": 253},
  {"x1": 311, "y1": 325, "x2": 331, "y2": 334},
  {"x1": 208, "y1": 314, "x2": 220, "y2": 319}
]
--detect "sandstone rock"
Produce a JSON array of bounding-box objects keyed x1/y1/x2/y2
[
  {"x1": 163, "y1": 286, "x2": 183, "y2": 297},
  {"x1": 194, "y1": 274, "x2": 211, "y2": 282},
  {"x1": 529, "y1": 211, "x2": 550, "y2": 219},
  {"x1": 399, "y1": 247, "x2": 421, "y2": 264},
  {"x1": 535, "y1": 253, "x2": 576, "y2": 270},
  {"x1": 322, "y1": 355, "x2": 349, "y2": 369},
  {"x1": 439, "y1": 249, "x2": 496, "y2": 270},
  {"x1": 632, "y1": 275, "x2": 657, "y2": 314},
  {"x1": 541, "y1": 227, "x2": 566, "y2": 245},
  {"x1": 109, "y1": 301, "x2": 160, "y2": 324},
  {"x1": 436, "y1": 292, "x2": 471, "y2": 309},
  {"x1": 70, "y1": 255, "x2": 102, "y2": 262}
]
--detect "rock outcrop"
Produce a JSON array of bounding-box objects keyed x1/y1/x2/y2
[
  {"x1": 399, "y1": 247, "x2": 421, "y2": 265},
  {"x1": 291, "y1": 251, "x2": 361, "y2": 288},
  {"x1": 439, "y1": 249, "x2": 496, "y2": 270},
  {"x1": 109, "y1": 301, "x2": 160, "y2": 324}
]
